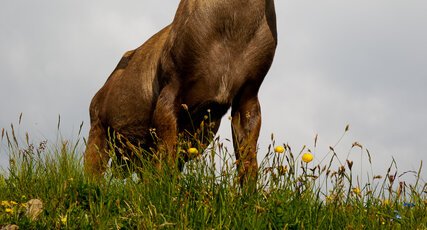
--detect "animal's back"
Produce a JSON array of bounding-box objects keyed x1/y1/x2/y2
[{"x1": 163, "y1": 0, "x2": 277, "y2": 109}]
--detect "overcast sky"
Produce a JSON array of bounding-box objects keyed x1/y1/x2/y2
[{"x1": 1, "y1": 0, "x2": 426, "y2": 182}]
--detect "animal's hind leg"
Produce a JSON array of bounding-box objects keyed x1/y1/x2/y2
[
  {"x1": 231, "y1": 89, "x2": 262, "y2": 187},
  {"x1": 84, "y1": 120, "x2": 110, "y2": 177}
]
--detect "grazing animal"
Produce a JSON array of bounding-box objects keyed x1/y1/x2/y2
[{"x1": 84, "y1": 0, "x2": 277, "y2": 183}]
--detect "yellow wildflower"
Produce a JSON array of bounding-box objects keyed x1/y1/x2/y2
[
  {"x1": 1, "y1": 201, "x2": 10, "y2": 207},
  {"x1": 10, "y1": 201, "x2": 18, "y2": 206},
  {"x1": 274, "y1": 146, "x2": 285, "y2": 154},
  {"x1": 60, "y1": 214, "x2": 67, "y2": 224},
  {"x1": 5, "y1": 208, "x2": 13, "y2": 214},
  {"x1": 352, "y1": 187, "x2": 361, "y2": 196},
  {"x1": 382, "y1": 199, "x2": 391, "y2": 206},
  {"x1": 187, "y1": 147, "x2": 199, "y2": 157},
  {"x1": 302, "y1": 153, "x2": 314, "y2": 163}
]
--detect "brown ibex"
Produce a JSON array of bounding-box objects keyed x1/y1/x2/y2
[{"x1": 84, "y1": 0, "x2": 277, "y2": 183}]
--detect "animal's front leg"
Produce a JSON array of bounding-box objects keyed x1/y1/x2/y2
[
  {"x1": 152, "y1": 83, "x2": 179, "y2": 169},
  {"x1": 231, "y1": 91, "x2": 261, "y2": 186}
]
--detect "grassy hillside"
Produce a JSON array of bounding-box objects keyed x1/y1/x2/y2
[{"x1": 0, "y1": 124, "x2": 426, "y2": 229}]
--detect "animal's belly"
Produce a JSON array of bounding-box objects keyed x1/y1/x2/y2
[{"x1": 182, "y1": 73, "x2": 239, "y2": 108}]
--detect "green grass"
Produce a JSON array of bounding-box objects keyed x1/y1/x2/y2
[{"x1": 1, "y1": 124, "x2": 426, "y2": 229}]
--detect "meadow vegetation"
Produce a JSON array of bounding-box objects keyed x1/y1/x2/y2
[{"x1": 0, "y1": 120, "x2": 426, "y2": 229}]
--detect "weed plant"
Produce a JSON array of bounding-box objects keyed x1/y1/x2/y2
[{"x1": 0, "y1": 120, "x2": 426, "y2": 229}]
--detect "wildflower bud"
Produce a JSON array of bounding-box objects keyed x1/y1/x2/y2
[
  {"x1": 345, "y1": 124, "x2": 350, "y2": 132},
  {"x1": 321, "y1": 165, "x2": 327, "y2": 173},
  {"x1": 352, "y1": 142, "x2": 363, "y2": 149},
  {"x1": 314, "y1": 134, "x2": 318, "y2": 147},
  {"x1": 346, "y1": 160, "x2": 353, "y2": 170},
  {"x1": 338, "y1": 165, "x2": 345, "y2": 174},
  {"x1": 278, "y1": 165, "x2": 288, "y2": 175}
]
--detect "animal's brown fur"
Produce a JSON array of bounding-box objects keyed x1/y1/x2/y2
[{"x1": 84, "y1": 0, "x2": 277, "y2": 183}]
